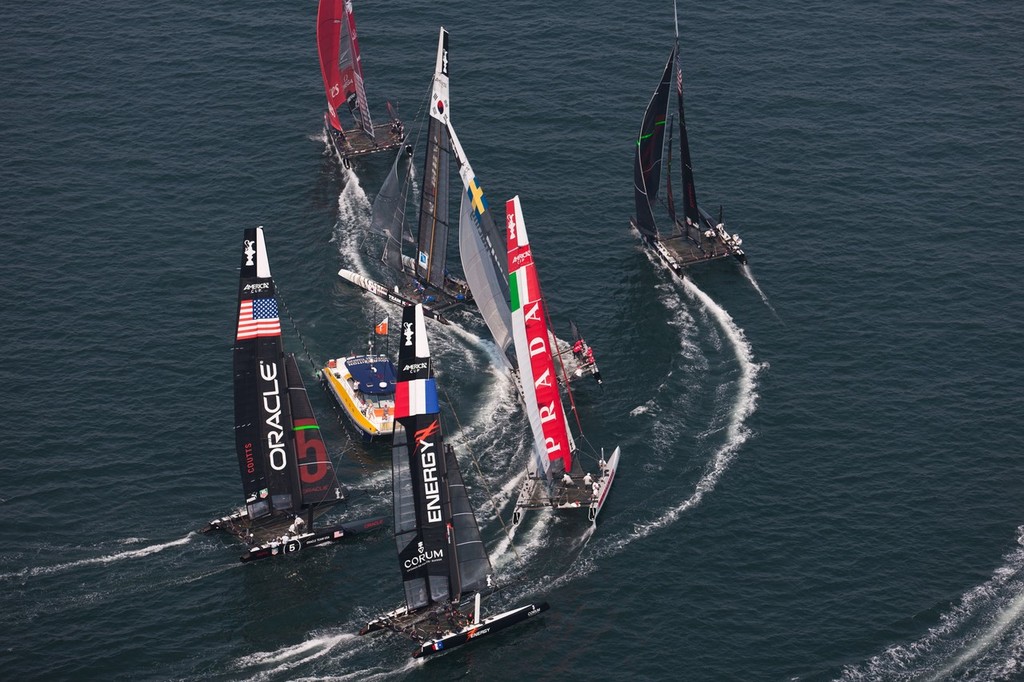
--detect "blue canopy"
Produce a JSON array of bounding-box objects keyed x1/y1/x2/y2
[{"x1": 347, "y1": 355, "x2": 397, "y2": 395}]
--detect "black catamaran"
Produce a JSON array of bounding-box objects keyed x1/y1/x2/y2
[
  {"x1": 339, "y1": 27, "x2": 505, "y2": 328},
  {"x1": 316, "y1": 0, "x2": 404, "y2": 165},
  {"x1": 203, "y1": 227, "x2": 385, "y2": 562},
  {"x1": 359, "y1": 304, "x2": 548, "y2": 658},
  {"x1": 505, "y1": 196, "x2": 620, "y2": 525},
  {"x1": 631, "y1": 1, "x2": 747, "y2": 270}
]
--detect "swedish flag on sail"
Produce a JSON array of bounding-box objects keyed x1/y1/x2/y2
[{"x1": 467, "y1": 177, "x2": 488, "y2": 217}]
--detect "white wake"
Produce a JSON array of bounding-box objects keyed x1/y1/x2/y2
[
  {"x1": 836, "y1": 525, "x2": 1024, "y2": 682},
  {"x1": 1, "y1": 533, "x2": 195, "y2": 580}
]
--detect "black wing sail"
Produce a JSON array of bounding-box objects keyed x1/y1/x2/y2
[
  {"x1": 415, "y1": 104, "x2": 452, "y2": 287},
  {"x1": 392, "y1": 304, "x2": 456, "y2": 610},
  {"x1": 283, "y1": 353, "x2": 342, "y2": 512},
  {"x1": 633, "y1": 48, "x2": 676, "y2": 240},
  {"x1": 233, "y1": 227, "x2": 303, "y2": 520}
]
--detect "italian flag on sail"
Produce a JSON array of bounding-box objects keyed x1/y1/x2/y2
[{"x1": 506, "y1": 196, "x2": 573, "y2": 474}]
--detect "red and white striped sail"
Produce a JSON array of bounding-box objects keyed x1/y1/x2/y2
[
  {"x1": 506, "y1": 196, "x2": 574, "y2": 476},
  {"x1": 316, "y1": 0, "x2": 374, "y2": 138}
]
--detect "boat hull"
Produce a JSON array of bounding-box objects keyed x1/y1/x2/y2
[
  {"x1": 413, "y1": 602, "x2": 550, "y2": 658},
  {"x1": 629, "y1": 217, "x2": 746, "y2": 269},
  {"x1": 239, "y1": 515, "x2": 386, "y2": 562},
  {"x1": 321, "y1": 357, "x2": 395, "y2": 440},
  {"x1": 338, "y1": 268, "x2": 466, "y2": 324},
  {"x1": 512, "y1": 446, "x2": 621, "y2": 525},
  {"x1": 325, "y1": 116, "x2": 405, "y2": 166}
]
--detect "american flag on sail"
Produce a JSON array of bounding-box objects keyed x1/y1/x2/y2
[
  {"x1": 236, "y1": 298, "x2": 281, "y2": 340},
  {"x1": 394, "y1": 378, "x2": 438, "y2": 419}
]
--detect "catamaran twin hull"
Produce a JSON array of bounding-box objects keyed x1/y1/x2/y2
[
  {"x1": 338, "y1": 268, "x2": 472, "y2": 324},
  {"x1": 360, "y1": 601, "x2": 550, "y2": 659},
  {"x1": 512, "y1": 446, "x2": 621, "y2": 525},
  {"x1": 325, "y1": 120, "x2": 405, "y2": 166},
  {"x1": 203, "y1": 510, "x2": 385, "y2": 562},
  {"x1": 630, "y1": 217, "x2": 746, "y2": 271}
]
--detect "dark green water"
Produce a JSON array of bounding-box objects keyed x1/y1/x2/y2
[{"x1": 3, "y1": 1, "x2": 1023, "y2": 679}]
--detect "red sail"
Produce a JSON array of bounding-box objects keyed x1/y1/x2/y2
[
  {"x1": 316, "y1": 0, "x2": 344, "y2": 132},
  {"x1": 507, "y1": 196, "x2": 573, "y2": 475},
  {"x1": 317, "y1": 0, "x2": 373, "y2": 137}
]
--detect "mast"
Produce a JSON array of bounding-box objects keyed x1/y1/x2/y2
[
  {"x1": 506, "y1": 196, "x2": 575, "y2": 478},
  {"x1": 415, "y1": 28, "x2": 453, "y2": 288},
  {"x1": 633, "y1": 49, "x2": 675, "y2": 240},
  {"x1": 233, "y1": 227, "x2": 303, "y2": 519},
  {"x1": 392, "y1": 304, "x2": 457, "y2": 610}
]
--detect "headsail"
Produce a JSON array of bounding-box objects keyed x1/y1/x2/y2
[
  {"x1": 633, "y1": 48, "x2": 676, "y2": 240},
  {"x1": 233, "y1": 227, "x2": 303, "y2": 519},
  {"x1": 283, "y1": 353, "x2": 341, "y2": 509},
  {"x1": 674, "y1": 45, "x2": 701, "y2": 230},
  {"x1": 506, "y1": 196, "x2": 574, "y2": 477},
  {"x1": 317, "y1": 0, "x2": 374, "y2": 138},
  {"x1": 372, "y1": 143, "x2": 414, "y2": 274}
]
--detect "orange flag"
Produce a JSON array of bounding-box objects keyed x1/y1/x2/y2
[{"x1": 374, "y1": 317, "x2": 389, "y2": 335}]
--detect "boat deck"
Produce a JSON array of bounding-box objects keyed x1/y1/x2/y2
[
  {"x1": 660, "y1": 218, "x2": 745, "y2": 267},
  {"x1": 329, "y1": 123, "x2": 405, "y2": 161},
  {"x1": 206, "y1": 503, "x2": 340, "y2": 544}
]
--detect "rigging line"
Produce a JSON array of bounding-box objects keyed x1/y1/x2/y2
[
  {"x1": 274, "y1": 284, "x2": 320, "y2": 375},
  {"x1": 276, "y1": 284, "x2": 370, "y2": 483},
  {"x1": 439, "y1": 383, "x2": 522, "y2": 563},
  {"x1": 546, "y1": 309, "x2": 586, "y2": 438}
]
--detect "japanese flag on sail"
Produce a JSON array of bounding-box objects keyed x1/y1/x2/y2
[
  {"x1": 394, "y1": 378, "x2": 438, "y2": 419},
  {"x1": 375, "y1": 317, "x2": 389, "y2": 335}
]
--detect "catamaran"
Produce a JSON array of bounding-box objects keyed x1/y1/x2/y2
[
  {"x1": 203, "y1": 227, "x2": 385, "y2": 562},
  {"x1": 359, "y1": 304, "x2": 549, "y2": 658},
  {"x1": 338, "y1": 27, "x2": 475, "y2": 323},
  {"x1": 630, "y1": 1, "x2": 746, "y2": 271},
  {"x1": 321, "y1": 317, "x2": 397, "y2": 440},
  {"x1": 316, "y1": 0, "x2": 403, "y2": 165},
  {"x1": 505, "y1": 197, "x2": 620, "y2": 525}
]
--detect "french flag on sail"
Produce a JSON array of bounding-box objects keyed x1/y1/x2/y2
[{"x1": 394, "y1": 378, "x2": 438, "y2": 419}]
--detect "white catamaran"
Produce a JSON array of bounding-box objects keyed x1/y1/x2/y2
[{"x1": 359, "y1": 304, "x2": 548, "y2": 658}]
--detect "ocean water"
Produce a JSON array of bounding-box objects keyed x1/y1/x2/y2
[{"x1": 3, "y1": 1, "x2": 1023, "y2": 680}]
